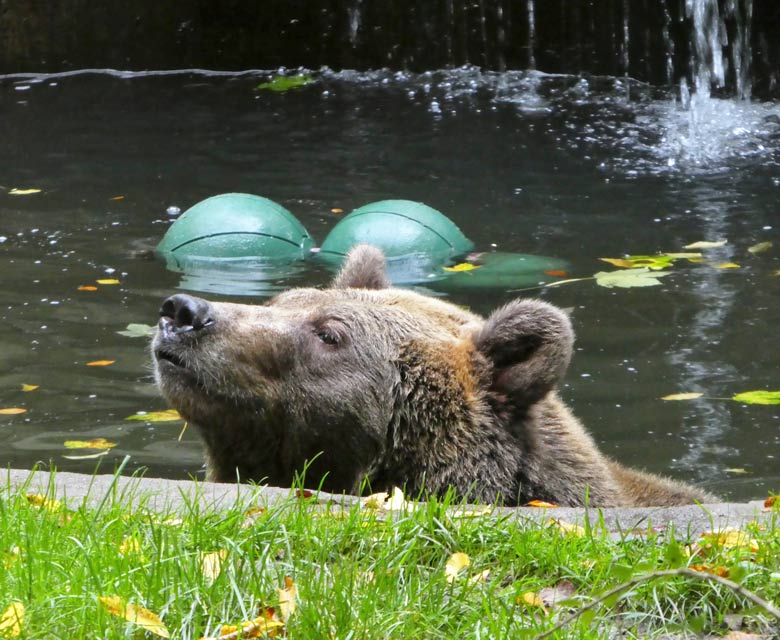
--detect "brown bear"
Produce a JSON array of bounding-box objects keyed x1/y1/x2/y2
[{"x1": 152, "y1": 245, "x2": 716, "y2": 507}]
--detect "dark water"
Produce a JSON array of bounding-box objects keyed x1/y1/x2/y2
[{"x1": 1, "y1": 68, "x2": 779, "y2": 501}]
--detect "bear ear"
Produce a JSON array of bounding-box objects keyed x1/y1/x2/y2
[
  {"x1": 331, "y1": 244, "x2": 392, "y2": 290},
  {"x1": 473, "y1": 299, "x2": 574, "y2": 407}
]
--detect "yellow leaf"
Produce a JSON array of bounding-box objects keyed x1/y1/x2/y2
[
  {"x1": 700, "y1": 528, "x2": 759, "y2": 553},
  {"x1": 330, "y1": 208, "x2": 343, "y2": 214},
  {"x1": 362, "y1": 491, "x2": 388, "y2": 510},
  {"x1": 683, "y1": 239, "x2": 728, "y2": 249},
  {"x1": 125, "y1": 409, "x2": 183, "y2": 422},
  {"x1": 208, "y1": 615, "x2": 285, "y2": 640},
  {"x1": 598, "y1": 258, "x2": 637, "y2": 269},
  {"x1": 519, "y1": 592, "x2": 548, "y2": 615},
  {"x1": 0, "y1": 408, "x2": 26, "y2": 415},
  {"x1": 660, "y1": 392, "x2": 704, "y2": 401},
  {"x1": 98, "y1": 596, "x2": 170, "y2": 638},
  {"x1": 748, "y1": 241, "x2": 772, "y2": 254},
  {"x1": 450, "y1": 506, "x2": 491, "y2": 518},
  {"x1": 118, "y1": 536, "x2": 143, "y2": 556},
  {"x1": 525, "y1": 500, "x2": 558, "y2": 508},
  {"x1": 110, "y1": 195, "x2": 125, "y2": 201},
  {"x1": 715, "y1": 262, "x2": 740, "y2": 269},
  {"x1": 77, "y1": 285, "x2": 98, "y2": 291},
  {"x1": 385, "y1": 486, "x2": 416, "y2": 512},
  {"x1": 664, "y1": 252, "x2": 703, "y2": 259},
  {"x1": 0, "y1": 602, "x2": 24, "y2": 638},
  {"x1": 8, "y1": 188, "x2": 41, "y2": 195},
  {"x1": 469, "y1": 569, "x2": 491, "y2": 584},
  {"x1": 2, "y1": 546, "x2": 21, "y2": 570},
  {"x1": 445, "y1": 552, "x2": 471, "y2": 583},
  {"x1": 25, "y1": 493, "x2": 61, "y2": 512},
  {"x1": 20, "y1": 384, "x2": 38, "y2": 392},
  {"x1": 725, "y1": 468, "x2": 749, "y2": 475},
  {"x1": 200, "y1": 550, "x2": 228, "y2": 584},
  {"x1": 96, "y1": 278, "x2": 120, "y2": 285},
  {"x1": 278, "y1": 576, "x2": 296, "y2": 623},
  {"x1": 86, "y1": 360, "x2": 115, "y2": 367},
  {"x1": 443, "y1": 262, "x2": 481, "y2": 272},
  {"x1": 547, "y1": 519, "x2": 586, "y2": 537},
  {"x1": 63, "y1": 438, "x2": 117, "y2": 450}
]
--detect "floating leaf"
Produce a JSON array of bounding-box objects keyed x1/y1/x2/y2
[
  {"x1": 748, "y1": 241, "x2": 772, "y2": 255},
  {"x1": 683, "y1": 239, "x2": 728, "y2": 249},
  {"x1": 445, "y1": 552, "x2": 471, "y2": 583},
  {"x1": 20, "y1": 384, "x2": 38, "y2": 392},
  {"x1": 715, "y1": 262, "x2": 740, "y2": 269},
  {"x1": 117, "y1": 323, "x2": 156, "y2": 338},
  {"x1": 732, "y1": 390, "x2": 780, "y2": 405},
  {"x1": 86, "y1": 360, "x2": 115, "y2": 367},
  {"x1": 25, "y1": 494, "x2": 61, "y2": 512},
  {"x1": 664, "y1": 252, "x2": 703, "y2": 260},
  {"x1": 200, "y1": 550, "x2": 228, "y2": 584},
  {"x1": 64, "y1": 438, "x2": 116, "y2": 450},
  {"x1": 110, "y1": 195, "x2": 125, "y2": 201},
  {"x1": 8, "y1": 188, "x2": 41, "y2": 195},
  {"x1": 594, "y1": 268, "x2": 671, "y2": 288},
  {"x1": 0, "y1": 408, "x2": 26, "y2": 415},
  {"x1": 98, "y1": 596, "x2": 170, "y2": 638},
  {"x1": 0, "y1": 601, "x2": 24, "y2": 638},
  {"x1": 125, "y1": 409, "x2": 183, "y2": 422},
  {"x1": 443, "y1": 263, "x2": 481, "y2": 272},
  {"x1": 725, "y1": 468, "x2": 749, "y2": 475},
  {"x1": 77, "y1": 285, "x2": 98, "y2": 291},
  {"x1": 256, "y1": 74, "x2": 313, "y2": 92},
  {"x1": 526, "y1": 499, "x2": 558, "y2": 508},
  {"x1": 544, "y1": 270, "x2": 568, "y2": 277},
  {"x1": 96, "y1": 278, "x2": 120, "y2": 285},
  {"x1": 278, "y1": 576, "x2": 296, "y2": 623},
  {"x1": 599, "y1": 255, "x2": 675, "y2": 270},
  {"x1": 660, "y1": 392, "x2": 704, "y2": 401},
  {"x1": 330, "y1": 208, "x2": 343, "y2": 214}
]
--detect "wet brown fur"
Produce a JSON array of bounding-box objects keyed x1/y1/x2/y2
[{"x1": 152, "y1": 245, "x2": 716, "y2": 507}]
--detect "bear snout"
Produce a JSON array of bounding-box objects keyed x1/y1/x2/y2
[{"x1": 159, "y1": 294, "x2": 215, "y2": 334}]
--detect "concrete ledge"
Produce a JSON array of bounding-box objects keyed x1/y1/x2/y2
[{"x1": 3, "y1": 468, "x2": 771, "y2": 537}]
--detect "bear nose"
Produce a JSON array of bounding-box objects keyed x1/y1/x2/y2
[{"x1": 160, "y1": 294, "x2": 215, "y2": 332}]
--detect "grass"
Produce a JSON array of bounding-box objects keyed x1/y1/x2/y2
[{"x1": 0, "y1": 472, "x2": 779, "y2": 639}]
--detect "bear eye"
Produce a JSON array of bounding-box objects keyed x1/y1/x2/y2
[{"x1": 314, "y1": 327, "x2": 340, "y2": 346}]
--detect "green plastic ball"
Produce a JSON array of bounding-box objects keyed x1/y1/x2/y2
[
  {"x1": 318, "y1": 200, "x2": 474, "y2": 264},
  {"x1": 156, "y1": 193, "x2": 314, "y2": 261}
]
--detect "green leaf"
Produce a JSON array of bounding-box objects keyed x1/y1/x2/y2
[
  {"x1": 664, "y1": 540, "x2": 685, "y2": 568},
  {"x1": 608, "y1": 563, "x2": 634, "y2": 582},
  {"x1": 594, "y1": 268, "x2": 671, "y2": 288},
  {"x1": 256, "y1": 74, "x2": 313, "y2": 92},
  {"x1": 732, "y1": 390, "x2": 780, "y2": 405},
  {"x1": 117, "y1": 323, "x2": 156, "y2": 338},
  {"x1": 126, "y1": 409, "x2": 183, "y2": 422}
]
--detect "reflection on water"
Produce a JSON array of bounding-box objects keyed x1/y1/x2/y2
[{"x1": 0, "y1": 69, "x2": 778, "y2": 499}]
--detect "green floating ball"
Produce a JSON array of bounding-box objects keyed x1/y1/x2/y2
[
  {"x1": 156, "y1": 193, "x2": 314, "y2": 262},
  {"x1": 318, "y1": 200, "x2": 474, "y2": 264}
]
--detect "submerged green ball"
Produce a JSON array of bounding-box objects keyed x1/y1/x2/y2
[
  {"x1": 318, "y1": 200, "x2": 474, "y2": 263},
  {"x1": 156, "y1": 193, "x2": 314, "y2": 261}
]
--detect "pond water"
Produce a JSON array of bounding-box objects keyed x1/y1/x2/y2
[{"x1": 1, "y1": 68, "x2": 779, "y2": 501}]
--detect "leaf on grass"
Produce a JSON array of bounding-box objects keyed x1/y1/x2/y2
[
  {"x1": 118, "y1": 536, "x2": 143, "y2": 556},
  {"x1": 469, "y1": 569, "x2": 491, "y2": 584},
  {"x1": 748, "y1": 241, "x2": 773, "y2": 255},
  {"x1": 86, "y1": 360, "x2": 115, "y2": 367},
  {"x1": 98, "y1": 596, "x2": 170, "y2": 638},
  {"x1": 0, "y1": 601, "x2": 24, "y2": 638},
  {"x1": 594, "y1": 268, "x2": 671, "y2": 288},
  {"x1": 732, "y1": 390, "x2": 780, "y2": 405},
  {"x1": 278, "y1": 576, "x2": 296, "y2": 623},
  {"x1": 518, "y1": 592, "x2": 548, "y2": 615},
  {"x1": 599, "y1": 255, "x2": 675, "y2": 270},
  {"x1": 445, "y1": 552, "x2": 471, "y2": 583},
  {"x1": 96, "y1": 278, "x2": 120, "y2": 285},
  {"x1": 64, "y1": 438, "x2": 117, "y2": 450},
  {"x1": 715, "y1": 262, "x2": 740, "y2": 269},
  {"x1": 385, "y1": 486, "x2": 416, "y2": 511},
  {"x1": 700, "y1": 528, "x2": 759, "y2": 553},
  {"x1": 449, "y1": 506, "x2": 491, "y2": 518},
  {"x1": 117, "y1": 323, "x2": 156, "y2": 338},
  {"x1": 77, "y1": 285, "x2": 98, "y2": 291},
  {"x1": 256, "y1": 74, "x2": 313, "y2": 92},
  {"x1": 539, "y1": 580, "x2": 577, "y2": 608},
  {"x1": 547, "y1": 519, "x2": 586, "y2": 537},
  {"x1": 525, "y1": 499, "x2": 558, "y2": 508},
  {"x1": 2, "y1": 547, "x2": 21, "y2": 570},
  {"x1": 25, "y1": 494, "x2": 61, "y2": 512},
  {"x1": 0, "y1": 408, "x2": 26, "y2": 415},
  {"x1": 660, "y1": 392, "x2": 704, "y2": 401},
  {"x1": 683, "y1": 239, "x2": 728, "y2": 249},
  {"x1": 362, "y1": 491, "x2": 389, "y2": 510},
  {"x1": 21, "y1": 384, "x2": 39, "y2": 392},
  {"x1": 764, "y1": 496, "x2": 779, "y2": 511},
  {"x1": 126, "y1": 409, "x2": 183, "y2": 422},
  {"x1": 689, "y1": 563, "x2": 730, "y2": 578},
  {"x1": 443, "y1": 263, "x2": 481, "y2": 272},
  {"x1": 8, "y1": 188, "x2": 41, "y2": 195},
  {"x1": 200, "y1": 550, "x2": 228, "y2": 584},
  {"x1": 208, "y1": 614, "x2": 285, "y2": 640}
]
